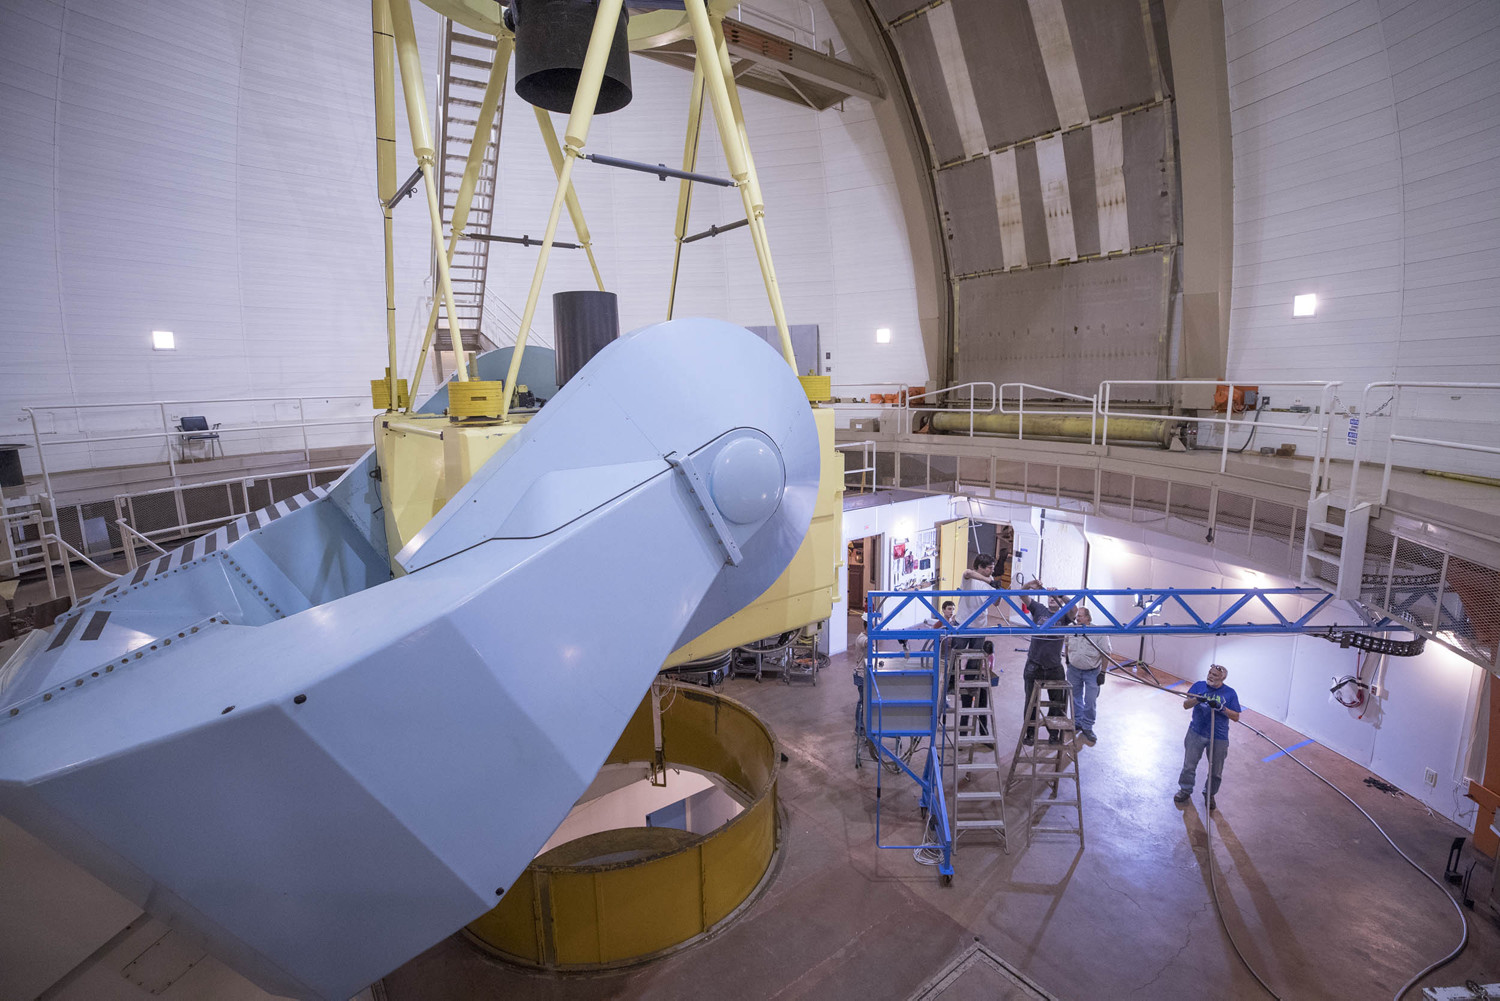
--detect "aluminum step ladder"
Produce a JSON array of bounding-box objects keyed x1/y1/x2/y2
[
  {"x1": 1003, "y1": 680, "x2": 1084, "y2": 847},
  {"x1": 944, "y1": 649, "x2": 1008, "y2": 852},
  {"x1": 433, "y1": 20, "x2": 505, "y2": 369}
]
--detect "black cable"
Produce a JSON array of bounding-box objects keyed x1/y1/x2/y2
[
  {"x1": 1204, "y1": 717, "x2": 1284, "y2": 999},
  {"x1": 1107, "y1": 662, "x2": 1469, "y2": 999},
  {"x1": 1231, "y1": 405, "x2": 1265, "y2": 453}
]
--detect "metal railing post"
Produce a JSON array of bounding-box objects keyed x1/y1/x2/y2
[
  {"x1": 115, "y1": 498, "x2": 135, "y2": 571},
  {"x1": 1379, "y1": 385, "x2": 1401, "y2": 506},
  {"x1": 1100, "y1": 384, "x2": 1111, "y2": 449},
  {"x1": 1219, "y1": 383, "x2": 1234, "y2": 474},
  {"x1": 300, "y1": 398, "x2": 311, "y2": 465}
]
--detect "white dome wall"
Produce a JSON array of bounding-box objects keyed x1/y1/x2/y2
[
  {"x1": 1224, "y1": 0, "x2": 1500, "y2": 389},
  {"x1": 0, "y1": 0, "x2": 925, "y2": 440}
]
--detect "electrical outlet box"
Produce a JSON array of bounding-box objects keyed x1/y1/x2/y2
[{"x1": 1424, "y1": 767, "x2": 1438, "y2": 786}]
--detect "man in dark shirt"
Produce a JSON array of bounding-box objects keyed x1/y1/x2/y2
[
  {"x1": 1173, "y1": 663, "x2": 1243, "y2": 810},
  {"x1": 1021, "y1": 581, "x2": 1072, "y2": 746}
]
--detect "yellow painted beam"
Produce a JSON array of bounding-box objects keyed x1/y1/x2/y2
[
  {"x1": 387, "y1": 0, "x2": 471, "y2": 382},
  {"x1": 373, "y1": 0, "x2": 400, "y2": 410},
  {"x1": 412, "y1": 33, "x2": 515, "y2": 401},
  {"x1": 533, "y1": 105, "x2": 606, "y2": 292},
  {"x1": 667, "y1": 60, "x2": 707, "y2": 319},
  {"x1": 500, "y1": 0, "x2": 626, "y2": 421}
]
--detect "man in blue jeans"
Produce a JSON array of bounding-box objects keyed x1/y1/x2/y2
[
  {"x1": 1064, "y1": 609, "x2": 1117, "y2": 747},
  {"x1": 1173, "y1": 664, "x2": 1242, "y2": 810}
]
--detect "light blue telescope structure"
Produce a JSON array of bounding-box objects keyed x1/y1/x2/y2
[{"x1": 0, "y1": 319, "x2": 820, "y2": 1000}]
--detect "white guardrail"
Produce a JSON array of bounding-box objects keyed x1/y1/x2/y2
[{"x1": 832, "y1": 377, "x2": 1500, "y2": 511}]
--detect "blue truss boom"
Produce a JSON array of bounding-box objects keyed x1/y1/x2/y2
[{"x1": 858, "y1": 586, "x2": 1402, "y2": 880}]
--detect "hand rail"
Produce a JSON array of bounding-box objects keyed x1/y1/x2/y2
[
  {"x1": 1098, "y1": 380, "x2": 1340, "y2": 484},
  {"x1": 114, "y1": 518, "x2": 168, "y2": 571},
  {"x1": 904, "y1": 381, "x2": 997, "y2": 437},
  {"x1": 835, "y1": 439, "x2": 876, "y2": 491},
  {"x1": 999, "y1": 382, "x2": 1098, "y2": 443},
  {"x1": 1347, "y1": 382, "x2": 1500, "y2": 507}
]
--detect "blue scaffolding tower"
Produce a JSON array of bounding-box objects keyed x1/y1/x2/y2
[{"x1": 859, "y1": 586, "x2": 1408, "y2": 882}]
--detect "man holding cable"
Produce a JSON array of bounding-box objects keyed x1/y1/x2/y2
[{"x1": 1174, "y1": 663, "x2": 1242, "y2": 810}]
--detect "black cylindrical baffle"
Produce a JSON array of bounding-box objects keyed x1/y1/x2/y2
[
  {"x1": 553, "y1": 290, "x2": 620, "y2": 388},
  {"x1": 512, "y1": 0, "x2": 633, "y2": 115}
]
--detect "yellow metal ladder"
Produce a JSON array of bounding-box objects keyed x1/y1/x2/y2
[{"x1": 1004, "y1": 680, "x2": 1084, "y2": 848}]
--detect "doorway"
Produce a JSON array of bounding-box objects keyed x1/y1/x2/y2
[
  {"x1": 846, "y1": 534, "x2": 881, "y2": 635},
  {"x1": 966, "y1": 522, "x2": 1015, "y2": 587}
]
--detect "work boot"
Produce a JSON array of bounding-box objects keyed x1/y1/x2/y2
[
  {"x1": 1081, "y1": 730, "x2": 1097, "y2": 746},
  {"x1": 1173, "y1": 789, "x2": 1192, "y2": 805}
]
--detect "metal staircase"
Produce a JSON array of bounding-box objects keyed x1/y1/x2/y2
[
  {"x1": 433, "y1": 20, "x2": 504, "y2": 361},
  {"x1": 861, "y1": 640, "x2": 954, "y2": 880},
  {"x1": 1301, "y1": 493, "x2": 1373, "y2": 601}
]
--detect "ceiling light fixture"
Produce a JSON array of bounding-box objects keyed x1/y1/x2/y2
[
  {"x1": 151, "y1": 330, "x2": 176, "y2": 350},
  {"x1": 1292, "y1": 294, "x2": 1317, "y2": 317},
  {"x1": 875, "y1": 327, "x2": 891, "y2": 344}
]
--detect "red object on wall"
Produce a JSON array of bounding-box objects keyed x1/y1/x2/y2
[{"x1": 1213, "y1": 384, "x2": 1259, "y2": 413}]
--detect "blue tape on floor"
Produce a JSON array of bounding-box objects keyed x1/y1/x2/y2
[
  {"x1": 1262, "y1": 738, "x2": 1315, "y2": 763},
  {"x1": 1168, "y1": 681, "x2": 1188, "y2": 690}
]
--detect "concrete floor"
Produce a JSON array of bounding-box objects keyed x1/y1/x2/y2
[
  {"x1": 385, "y1": 645, "x2": 1499, "y2": 1001},
  {"x1": 4, "y1": 554, "x2": 1498, "y2": 999}
]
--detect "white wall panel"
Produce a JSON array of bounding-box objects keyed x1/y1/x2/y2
[
  {"x1": 1, "y1": 0, "x2": 924, "y2": 448},
  {"x1": 1084, "y1": 529, "x2": 1484, "y2": 824},
  {"x1": 1224, "y1": 0, "x2": 1500, "y2": 419}
]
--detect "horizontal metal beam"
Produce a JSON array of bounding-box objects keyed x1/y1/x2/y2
[
  {"x1": 468, "y1": 233, "x2": 583, "y2": 250},
  {"x1": 581, "y1": 152, "x2": 735, "y2": 187},
  {"x1": 682, "y1": 218, "x2": 750, "y2": 244},
  {"x1": 865, "y1": 587, "x2": 1412, "y2": 639},
  {"x1": 384, "y1": 167, "x2": 423, "y2": 209}
]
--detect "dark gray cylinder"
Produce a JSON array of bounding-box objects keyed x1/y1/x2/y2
[{"x1": 553, "y1": 290, "x2": 619, "y2": 388}]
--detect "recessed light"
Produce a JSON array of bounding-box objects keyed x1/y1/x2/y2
[
  {"x1": 152, "y1": 330, "x2": 176, "y2": 350},
  {"x1": 1292, "y1": 294, "x2": 1316, "y2": 317},
  {"x1": 875, "y1": 327, "x2": 891, "y2": 343}
]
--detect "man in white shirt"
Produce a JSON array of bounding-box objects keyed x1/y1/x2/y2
[
  {"x1": 955, "y1": 554, "x2": 998, "y2": 637},
  {"x1": 1064, "y1": 608, "x2": 1117, "y2": 746}
]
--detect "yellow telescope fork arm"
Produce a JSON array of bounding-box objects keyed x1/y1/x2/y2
[
  {"x1": 373, "y1": 0, "x2": 400, "y2": 409},
  {"x1": 500, "y1": 0, "x2": 626, "y2": 421},
  {"x1": 683, "y1": 0, "x2": 797, "y2": 372},
  {"x1": 666, "y1": 60, "x2": 707, "y2": 320},
  {"x1": 533, "y1": 106, "x2": 606, "y2": 293},
  {"x1": 409, "y1": 31, "x2": 515, "y2": 400},
  {"x1": 387, "y1": 0, "x2": 471, "y2": 383}
]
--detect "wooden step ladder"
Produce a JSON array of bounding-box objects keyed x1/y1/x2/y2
[
  {"x1": 1004, "y1": 680, "x2": 1084, "y2": 848},
  {"x1": 943, "y1": 649, "x2": 1008, "y2": 853}
]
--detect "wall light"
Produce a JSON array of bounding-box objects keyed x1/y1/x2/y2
[
  {"x1": 1292, "y1": 294, "x2": 1317, "y2": 317},
  {"x1": 875, "y1": 327, "x2": 891, "y2": 343},
  {"x1": 152, "y1": 330, "x2": 176, "y2": 350}
]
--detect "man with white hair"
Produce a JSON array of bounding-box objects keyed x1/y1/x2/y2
[
  {"x1": 1064, "y1": 608, "x2": 1118, "y2": 747},
  {"x1": 1174, "y1": 664, "x2": 1242, "y2": 810}
]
